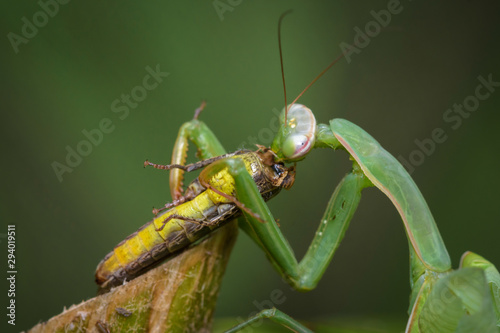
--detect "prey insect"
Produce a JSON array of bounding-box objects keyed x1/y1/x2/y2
[
  {"x1": 95, "y1": 145, "x2": 295, "y2": 289},
  {"x1": 94, "y1": 13, "x2": 500, "y2": 333}
]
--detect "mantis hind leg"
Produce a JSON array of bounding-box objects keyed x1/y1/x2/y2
[{"x1": 224, "y1": 308, "x2": 313, "y2": 333}]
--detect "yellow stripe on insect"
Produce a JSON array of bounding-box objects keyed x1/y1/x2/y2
[
  {"x1": 207, "y1": 168, "x2": 236, "y2": 204},
  {"x1": 192, "y1": 192, "x2": 214, "y2": 219},
  {"x1": 126, "y1": 233, "x2": 147, "y2": 257},
  {"x1": 114, "y1": 242, "x2": 136, "y2": 266},
  {"x1": 137, "y1": 223, "x2": 162, "y2": 251},
  {"x1": 150, "y1": 192, "x2": 219, "y2": 240},
  {"x1": 100, "y1": 254, "x2": 121, "y2": 278},
  {"x1": 154, "y1": 211, "x2": 183, "y2": 240},
  {"x1": 206, "y1": 155, "x2": 257, "y2": 204},
  {"x1": 188, "y1": 193, "x2": 213, "y2": 216}
]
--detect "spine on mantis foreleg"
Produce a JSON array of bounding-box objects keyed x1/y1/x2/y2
[
  {"x1": 329, "y1": 119, "x2": 452, "y2": 280},
  {"x1": 170, "y1": 119, "x2": 227, "y2": 199}
]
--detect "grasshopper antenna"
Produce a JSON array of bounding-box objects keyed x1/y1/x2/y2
[{"x1": 278, "y1": 10, "x2": 293, "y2": 126}]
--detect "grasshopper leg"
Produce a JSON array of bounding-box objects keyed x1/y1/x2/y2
[{"x1": 145, "y1": 151, "x2": 245, "y2": 173}]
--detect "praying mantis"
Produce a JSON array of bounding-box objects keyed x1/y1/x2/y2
[
  {"x1": 146, "y1": 97, "x2": 499, "y2": 332},
  {"x1": 28, "y1": 13, "x2": 500, "y2": 333},
  {"x1": 94, "y1": 16, "x2": 499, "y2": 333},
  {"x1": 25, "y1": 90, "x2": 500, "y2": 333}
]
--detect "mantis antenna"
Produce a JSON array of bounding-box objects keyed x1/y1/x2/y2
[
  {"x1": 287, "y1": 51, "x2": 348, "y2": 112},
  {"x1": 277, "y1": 13, "x2": 352, "y2": 127},
  {"x1": 277, "y1": 10, "x2": 293, "y2": 125}
]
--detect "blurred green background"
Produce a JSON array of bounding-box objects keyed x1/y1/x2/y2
[{"x1": 1, "y1": 1, "x2": 499, "y2": 332}]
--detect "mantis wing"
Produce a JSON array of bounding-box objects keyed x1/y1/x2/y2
[
  {"x1": 330, "y1": 118, "x2": 451, "y2": 274},
  {"x1": 419, "y1": 268, "x2": 499, "y2": 333},
  {"x1": 461, "y1": 251, "x2": 500, "y2": 327}
]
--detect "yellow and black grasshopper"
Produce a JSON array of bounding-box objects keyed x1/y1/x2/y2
[{"x1": 95, "y1": 131, "x2": 295, "y2": 290}]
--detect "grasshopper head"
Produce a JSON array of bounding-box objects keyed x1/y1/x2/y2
[
  {"x1": 271, "y1": 104, "x2": 317, "y2": 162},
  {"x1": 270, "y1": 162, "x2": 295, "y2": 190},
  {"x1": 256, "y1": 147, "x2": 296, "y2": 190}
]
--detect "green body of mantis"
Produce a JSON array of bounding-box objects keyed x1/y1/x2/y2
[{"x1": 157, "y1": 101, "x2": 500, "y2": 332}]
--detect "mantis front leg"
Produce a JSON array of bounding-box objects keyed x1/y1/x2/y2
[
  {"x1": 169, "y1": 101, "x2": 227, "y2": 199},
  {"x1": 196, "y1": 151, "x2": 370, "y2": 291}
]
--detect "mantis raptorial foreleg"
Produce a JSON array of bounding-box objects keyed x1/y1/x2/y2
[
  {"x1": 232, "y1": 161, "x2": 369, "y2": 290},
  {"x1": 168, "y1": 102, "x2": 227, "y2": 199}
]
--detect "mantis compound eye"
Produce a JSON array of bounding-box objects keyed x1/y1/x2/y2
[{"x1": 282, "y1": 104, "x2": 316, "y2": 160}]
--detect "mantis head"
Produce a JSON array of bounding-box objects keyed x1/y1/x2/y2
[
  {"x1": 271, "y1": 11, "x2": 345, "y2": 163},
  {"x1": 271, "y1": 104, "x2": 317, "y2": 162}
]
